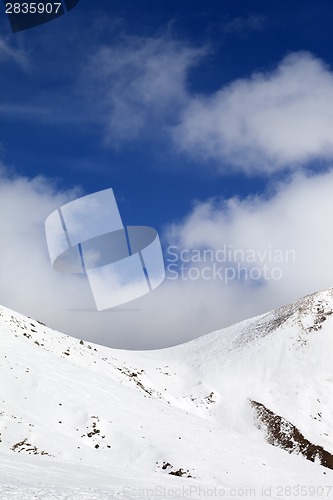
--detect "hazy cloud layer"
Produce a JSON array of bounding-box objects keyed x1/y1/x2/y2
[
  {"x1": 1, "y1": 168, "x2": 333, "y2": 349},
  {"x1": 83, "y1": 36, "x2": 205, "y2": 145}
]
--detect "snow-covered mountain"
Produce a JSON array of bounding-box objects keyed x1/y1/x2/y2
[{"x1": 1, "y1": 289, "x2": 333, "y2": 499}]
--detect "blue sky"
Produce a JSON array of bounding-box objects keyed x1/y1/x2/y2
[{"x1": 2, "y1": 1, "x2": 333, "y2": 348}]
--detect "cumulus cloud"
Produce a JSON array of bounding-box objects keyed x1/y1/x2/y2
[
  {"x1": 1, "y1": 168, "x2": 333, "y2": 349},
  {"x1": 173, "y1": 52, "x2": 333, "y2": 173},
  {"x1": 0, "y1": 170, "x2": 80, "y2": 311},
  {"x1": 0, "y1": 169, "x2": 221, "y2": 349},
  {"x1": 166, "y1": 168, "x2": 333, "y2": 320}
]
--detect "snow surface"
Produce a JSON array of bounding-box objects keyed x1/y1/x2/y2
[{"x1": 1, "y1": 289, "x2": 333, "y2": 499}]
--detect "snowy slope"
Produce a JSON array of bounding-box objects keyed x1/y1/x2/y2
[{"x1": 1, "y1": 289, "x2": 333, "y2": 499}]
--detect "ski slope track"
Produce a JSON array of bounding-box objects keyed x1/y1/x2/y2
[{"x1": 1, "y1": 289, "x2": 333, "y2": 499}]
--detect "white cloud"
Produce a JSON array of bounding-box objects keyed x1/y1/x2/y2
[
  {"x1": 0, "y1": 169, "x2": 217, "y2": 349},
  {"x1": 173, "y1": 52, "x2": 333, "y2": 173},
  {"x1": 84, "y1": 42, "x2": 333, "y2": 175},
  {"x1": 0, "y1": 170, "x2": 80, "y2": 310},
  {"x1": 165, "y1": 169, "x2": 333, "y2": 325},
  {"x1": 83, "y1": 35, "x2": 205, "y2": 144},
  {"x1": 2, "y1": 168, "x2": 333, "y2": 350}
]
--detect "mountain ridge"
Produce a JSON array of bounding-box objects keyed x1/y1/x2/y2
[{"x1": 1, "y1": 289, "x2": 333, "y2": 499}]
